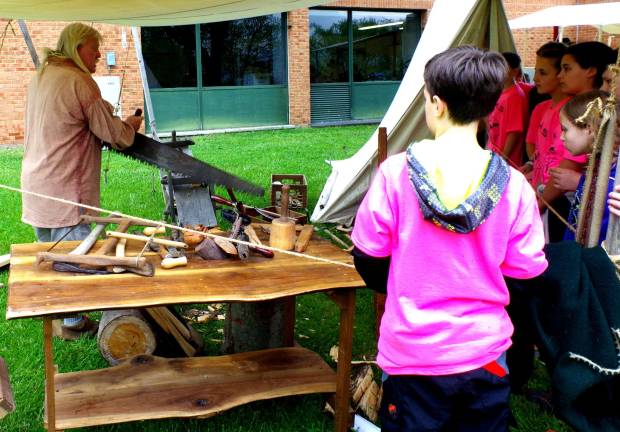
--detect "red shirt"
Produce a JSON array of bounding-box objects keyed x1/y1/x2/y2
[
  {"x1": 487, "y1": 85, "x2": 527, "y2": 167},
  {"x1": 526, "y1": 98, "x2": 586, "y2": 188}
]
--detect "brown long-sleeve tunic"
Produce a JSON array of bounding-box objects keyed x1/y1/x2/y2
[{"x1": 21, "y1": 58, "x2": 135, "y2": 228}]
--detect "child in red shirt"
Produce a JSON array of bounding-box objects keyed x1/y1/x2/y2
[{"x1": 487, "y1": 52, "x2": 528, "y2": 167}]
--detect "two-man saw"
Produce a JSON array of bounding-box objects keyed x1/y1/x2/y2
[{"x1": 109, "y1": 132, "x2": 264, "y2": 197}]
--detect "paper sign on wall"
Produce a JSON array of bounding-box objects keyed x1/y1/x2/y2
[{"x1": 93, "y1": 75, "x2": 122, "y2": 117}]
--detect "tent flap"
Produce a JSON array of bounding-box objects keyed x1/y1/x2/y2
[
  {"x1": 311, "y1": 0, "x2": 516, "y2": 225},
  {"x1": 0, "y1": 0, "x2": 332, "y2": 26}
]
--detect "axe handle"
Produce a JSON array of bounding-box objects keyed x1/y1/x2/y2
[
  {"x1": 107, "y1": 231, "x2": 188, "y2": 249},
  {"x1": 94, "y1": 220, "x2": 132, "y2": 256},
  {"x1": 69, "y1": 223, "x2": 106, "y2": 255},
  {"x1": 80, "y1": 215, "x2": 160, "y2": 227},
  {"x1": 36, "y1": 252, "x2": 147, "y2": 268}
]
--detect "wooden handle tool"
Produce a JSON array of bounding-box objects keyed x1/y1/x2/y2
[
  {"x1": 158, "y1": 245, "x2": 188, "y2": 269},
  {"x1": 269, "y1": 185, "x2": 296, "y2": 251},
  {"x1": 36, "y1": 252, "x2": 147, "y2": 269},
  {"x1": 143, "y1": 226, "x2": 166, "y2": 236},
  {"x1": 294, "y1": 225, "x2": 314, "y2": 253},
  {"x1": 106, "y1": 231, "x2": 188, "y2": 249}
]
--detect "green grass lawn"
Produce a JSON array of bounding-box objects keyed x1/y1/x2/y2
[{"x1": 0, "y1": 125, "x2": 571, "y2": 431}]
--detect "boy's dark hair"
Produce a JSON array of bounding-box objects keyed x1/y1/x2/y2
[
  {"x1": 536, "y1": 42, "x2": 567, "y2": 71},
  {"x1": 502, "y1": 52, "x2": 521, "y2": 70},
  {"x1": 424, "y1": 46, "x2": 506, "y2": 125},
  {"x1": 565, "y1": 42, "x2": 616, "y2": 88}
]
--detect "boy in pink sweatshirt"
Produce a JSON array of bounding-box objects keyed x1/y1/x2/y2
[{"x1": 352, "y1": 46, "x2": 547, "y2": 431}]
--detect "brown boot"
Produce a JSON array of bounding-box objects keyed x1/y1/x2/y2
[{"x1": 52, "y1": 316, "x2": 99, "y2": 340}]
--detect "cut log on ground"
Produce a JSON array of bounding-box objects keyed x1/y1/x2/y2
[
  {"x1": 0, "y1": 356, "x2": 15, "y2": 419},
  {"x1": 97, "y1": 309, "x2": 157, "y2": 366}
]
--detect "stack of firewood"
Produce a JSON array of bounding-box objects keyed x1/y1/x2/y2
[{"x1": 326, "y1": 345, "x2": 382, "y2": 423}]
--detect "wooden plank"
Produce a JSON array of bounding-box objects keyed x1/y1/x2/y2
[
  {"x1": 0, "y1": 356, "x2": 15, "y2": 419},
  {"x1": 48, "y1": 347, "x2": 336, "y2": 430},
  {"x1": 43, "y1": 318, "x2": 56, "y2": 432},
  {"x1": 7, "y1": 238, "x2": 363, "y2": 319}
]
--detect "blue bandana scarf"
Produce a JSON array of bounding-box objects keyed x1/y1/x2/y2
[{"x1": 406, "y1": 146, "x2": 511, "y2": 233}]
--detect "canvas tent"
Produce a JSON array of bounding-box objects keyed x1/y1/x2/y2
[
  {"x1": 0, "y1": 0, "x2": 331, "y2": 26},
  {"x1": 311, "y1": 0, "x2": 515, "y2": 225},
  {"x1": 509, "y1": 2, "x2": 620, "y2": 35}
]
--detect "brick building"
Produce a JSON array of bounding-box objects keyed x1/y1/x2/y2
[{"x1": 0, "y1": 0, "x2": 617, "y2": 145}]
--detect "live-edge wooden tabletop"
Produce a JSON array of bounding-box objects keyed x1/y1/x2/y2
[{"x1": 7, "y1": 237, "x2": 364, "y2": 320}]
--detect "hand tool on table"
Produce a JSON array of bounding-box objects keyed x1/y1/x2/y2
[
  {"x1": 221, "y1": 209, "x2": 274, "y2": 259},
  {"x1": 105, "y1": 231, "x2": 188, "y2": 249},
  {"x1": 294, "y1": 224, "x2": 314, "y2": 253},
  {"x1": 157, "y1": 245, "x2": 188, "y2": 269},
  {"x1": 37, "y1": 252, "x2": 148, "y2": 269},
  {"x1": 45, "y1": 216, "x2": 155, "y2": 276},
  {"x1": 269, "y1": 185, "x2": 296, "y2": 251}
]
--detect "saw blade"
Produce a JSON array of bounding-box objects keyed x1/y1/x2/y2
[{"x1": 110, "y1": 133, "x2": 264, "y2": 196}]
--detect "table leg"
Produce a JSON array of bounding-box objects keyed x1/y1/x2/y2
[
  {"x1": 43, "y1": 317, "x2": 56, "y2": 432},
  {"x1": 333, "y1": 289, "x2": 355, "y2": 432}
]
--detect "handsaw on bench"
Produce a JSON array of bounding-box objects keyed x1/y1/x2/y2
[{"x1": 109, "y1": 132, "x2": 264, "y2": 197}]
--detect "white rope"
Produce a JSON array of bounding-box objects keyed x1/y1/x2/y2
[{"x1": 0, "y1": 183, "x2": 354, "y2": 269}]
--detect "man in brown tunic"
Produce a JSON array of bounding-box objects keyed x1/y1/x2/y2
[{"x1": 21, "y1": 22, "x2": 142, "y2": 337}]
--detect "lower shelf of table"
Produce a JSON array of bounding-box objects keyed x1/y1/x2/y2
[{"x1": 46, "y1": 347, "x2": 337, "y2": 430}]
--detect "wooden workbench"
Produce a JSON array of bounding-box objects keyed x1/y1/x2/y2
[{"x1": 6, "y1": 237, "x2": 364, "y2": 431}]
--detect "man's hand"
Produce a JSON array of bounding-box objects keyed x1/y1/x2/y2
[
  {"x1": 125, "y1": 114, "x2": 142, "y2": 132},
  {"x1": 549, "y1": 167, "x2": 581, "y2": 192},
  {"x1": 609, "y1": 184, "x2": 620, "y2": 217}
]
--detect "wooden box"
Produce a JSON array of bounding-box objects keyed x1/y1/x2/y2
[
  {"x1": 271, "y1": 174, "x2": 308, "y2": 209},
  {"x1": 261, "y1": 206, "x2": 307, "y2": 225}
]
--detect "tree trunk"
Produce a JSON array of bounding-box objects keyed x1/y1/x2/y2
[{"x1": 223, "y1": 298, "x2": 295, "y2": 353}]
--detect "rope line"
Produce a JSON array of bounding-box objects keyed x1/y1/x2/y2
[{"x1": 0, "y1": 183, "x2": 355, "y2": 269}]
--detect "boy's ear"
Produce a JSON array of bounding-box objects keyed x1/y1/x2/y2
[{"x1": 431, "y1": 95, "x2": 448, "y2": 118}]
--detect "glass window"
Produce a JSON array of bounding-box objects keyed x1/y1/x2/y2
[
  {"x1": 200, "y1": 14, "x2": 286, "y2": 86},
  {"x1": 310, "y1": 10, "x2": 348, "y2": 83},
  {"x1": 142, "y1": 25, "x2": 197, "y2": 88},
  {"x1": 352, "y1": 11, "x2": 420, "y2": 82}
]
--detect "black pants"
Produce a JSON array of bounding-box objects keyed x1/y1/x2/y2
[
  {"x1": 379, "y1": 358, "x2": 510, "y2": 431},
  {"x1": 547, "y1": 195, "x2": 571, "y2": 243}
]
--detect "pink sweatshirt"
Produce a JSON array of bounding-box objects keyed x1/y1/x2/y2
[{"x1": 352, "y1": 152, "x2": 547, "y2": 376}]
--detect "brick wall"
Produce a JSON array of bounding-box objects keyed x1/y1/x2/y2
[
  {"x1": 288, "y1": 10, "x2": 311, "y2": 126},
  {"x1": 0, "y1": 20, "x2": 143, "y2": 145}
]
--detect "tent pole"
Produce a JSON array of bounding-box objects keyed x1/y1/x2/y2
[
  {"x1": 131, "y1": 27, "x2": 158, "y2": 141},
  {"x1": 17, "y1": 20, "x2": 39, "y2": 69}
]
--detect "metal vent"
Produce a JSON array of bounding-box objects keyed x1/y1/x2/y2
[{"x1": 311, "y1": 83, "x2": 352, "y2": 124}]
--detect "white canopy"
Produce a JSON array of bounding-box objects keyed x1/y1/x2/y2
[
  {"x1": 509, "y1": 3, "x2": 620, "y2": 35},
  {"x1": 311, "y1": 0, "x2": 515, "y2": 225},
  {"x1": 0, "y1": 0, "x2": 330, "y2": 26}
]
